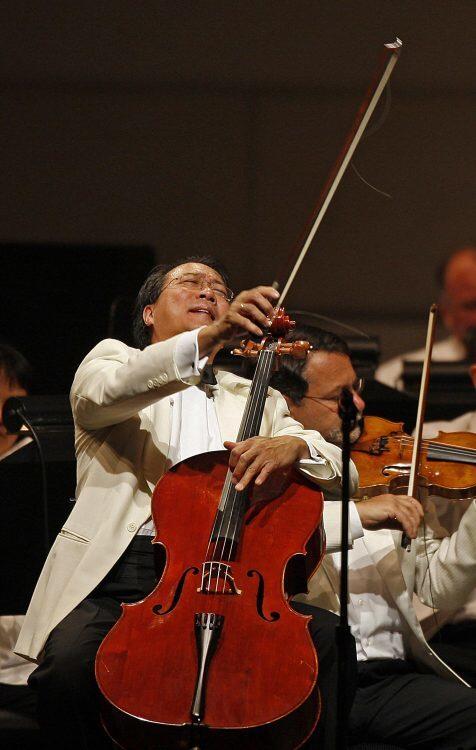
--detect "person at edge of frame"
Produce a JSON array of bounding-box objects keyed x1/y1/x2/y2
[{"x1": 271, "y1": 324, "x2": 476, "y2": 750}]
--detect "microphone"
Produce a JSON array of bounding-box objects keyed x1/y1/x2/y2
[
  {"x1": 2, "y1": 396, "x2": 73, "y2": 433},
  {"x1": 338, "y1": 388, "x2": 358, "y2": 429}
]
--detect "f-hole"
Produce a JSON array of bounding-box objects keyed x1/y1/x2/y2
[
  {"x1": 152, "y1": 567, "x2": 199, "y2": 616},
  {"x1": 247, "y1": 569, "x2": 280, "y2": 622}
]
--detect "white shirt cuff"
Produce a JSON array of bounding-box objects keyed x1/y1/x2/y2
[
  {"x1": 295, "y1": 437, "x2": 335, "y2": 480},
  {"x1": 296, "y1": 436, "x2": 319, "y2": 460},
  {"x1": 174, "y1": 328, "x2": 209, "y2": 379},
  {"x1": 348, "y1": 500, "x2": 365, "y2": 540}
]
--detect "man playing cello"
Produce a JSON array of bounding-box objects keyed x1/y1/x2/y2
[{"x1": 17, "y1": 256, "x2": 354, "y2": 749}]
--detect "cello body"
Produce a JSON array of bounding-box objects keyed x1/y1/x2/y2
[{"x1": 96, "y1": 450, "x2": 324, "y2": 749}]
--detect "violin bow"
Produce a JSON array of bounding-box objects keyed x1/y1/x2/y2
[
  {"x1": 273, "y1": 38, "x2": 402, "y2": 306},
  {"x1": 402, "y1": 304, "x2": 438, "y2": 549}
]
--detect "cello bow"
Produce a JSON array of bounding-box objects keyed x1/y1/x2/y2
[{"x1": 275, "y1": 38, "x2": 402, "y2": 306}]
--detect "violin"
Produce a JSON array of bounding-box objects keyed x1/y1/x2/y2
[
  {"x1": 96, "y1": 312, "x2": 325, "y2": 750},
  {"x1": 352, "y1": 415, "x2": 476, "y2": 500}
]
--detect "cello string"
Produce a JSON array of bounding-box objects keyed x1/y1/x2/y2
[
  {"x1": 201, "y1": 438, "x2": 250, "y2": 592},
  {"x1": 201, "y1": 465, "x2": 240, "y2": 592},
  {"x1": 204, "y1": 355, "x2": 262, "y2": 593},
  {"x1": 220, "y1": 348, "x2": 276, "y2": 586},
  {"x1": 212, "y1": 347, "x2": 275, "y2": 593},
  {"x1": 219, "y1": 349, "x2": 275, "y2": 590},
  {"x1": 215, "y1": 348, "x2": 272, "y2": 592},
  {"x1": 211, "y1": 348, "x2": 273, "y2": 594},
  {"x1": 219, "y1": 349, "x2": 276, "y2": 597}
]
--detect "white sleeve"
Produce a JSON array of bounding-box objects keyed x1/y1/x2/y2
[
  {"x1": 174, "y1": 327, "x2": 209, "y2": 378},
  {"x1": 72, "y1": 333, "x2": 209, "y2": 430},
  {"x1": 322, "y1": 500, "x2": 364, "y2": 553}
]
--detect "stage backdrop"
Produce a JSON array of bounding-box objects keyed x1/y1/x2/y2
[{"x1": 1, "y1": 3, "x2": 475, "y2": 360}]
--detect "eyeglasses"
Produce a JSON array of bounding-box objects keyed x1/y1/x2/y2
[
  {"x1": 303, "y1": 377, "x2": 365, "y2": 407},
  {"x1": 161, "y1": 272, "x2": 234, "y2": 302}
]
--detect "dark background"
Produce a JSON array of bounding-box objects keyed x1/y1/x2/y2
[
  {"x1": 2, "y1": 1, "x2": 475, "y2": 375},
  {"x1": 1, "y1": 244, "x2": 154, "y2": 392}
]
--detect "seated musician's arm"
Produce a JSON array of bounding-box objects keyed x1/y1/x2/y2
[
  {"x1": 415, "y1": 498, "x2": 476, "y2": 611},
  {"x1": 72, "y1": 332, "x2": 206, "y2": 430},
  {"x1": 270, "y1": 390, "x2": 359, "y2": 491}
]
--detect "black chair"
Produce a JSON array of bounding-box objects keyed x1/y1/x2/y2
[{"x1": 0, "y1": 710, "x2": 42, "y2": 750}]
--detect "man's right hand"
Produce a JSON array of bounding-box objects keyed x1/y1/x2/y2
[
  {"x1": 356, "y1": 493, "x2": 424, "y2": 539},
  {"x1": 198, "y1": 286, "x2": 280, "y2": 357}
]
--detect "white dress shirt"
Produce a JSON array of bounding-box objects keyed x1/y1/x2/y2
[{"x1": 330, "y1": 531, "x2": 407, "y2": 661}]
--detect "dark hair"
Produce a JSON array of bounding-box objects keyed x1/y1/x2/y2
[
  {"x1": 270, "y1": 325, "x2": 350, "y2": 405},
  {"x1": 132, "y1": 255, "x2": 232, "y2": 349},
  {"x1": 0, "y1": 344, "x2": 33, "y2": 392}
]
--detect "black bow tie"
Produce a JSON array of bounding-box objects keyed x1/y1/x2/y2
[{"x1": 201, "y1": 364, "x2": 217, "y2": 386}]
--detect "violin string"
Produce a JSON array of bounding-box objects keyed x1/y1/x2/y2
[
  {"x1": 395, "y1": 436, "x2": 475, "y2": 454},
  {"x1": 217, "y1": 348, "x2": 276, "y2": 593},
  {"x1": 389, "y1": 436, "x2": 476, "y2": 460}
]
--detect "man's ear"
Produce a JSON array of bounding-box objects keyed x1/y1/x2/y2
[
  {"x1": 143, "y1": 305, "x2": 154, "y2": 327},
  {"x1": 469, "y1": 364, "x2": 476, "y2": 388}
]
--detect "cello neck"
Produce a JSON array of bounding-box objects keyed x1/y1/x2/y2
[
  {"x1": 209, "y1": 345, "x2": 277, "y2": 556},
  {"x1": 236, "y1": 345, "x2": 277, "y2": 441}
]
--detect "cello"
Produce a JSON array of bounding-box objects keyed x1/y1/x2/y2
[{"x1": 96, "y1": 312, "x2": 325, "y2": 749}]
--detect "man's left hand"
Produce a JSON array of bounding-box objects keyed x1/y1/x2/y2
[{"x1": 224, "y1": 436, "x2": 310, "y2": 492}]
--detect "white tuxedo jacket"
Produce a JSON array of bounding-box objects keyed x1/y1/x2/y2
[
  {"x1": 17, "y1": 334, "x2": 353, "y2": 662},
  {"x1": 295, "y1": 498, "x2": 476, "y2": 686}
]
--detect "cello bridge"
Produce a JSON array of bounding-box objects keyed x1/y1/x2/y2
[{"x1": 198, "y1": 561, "x2": 242, "y2": 595}]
